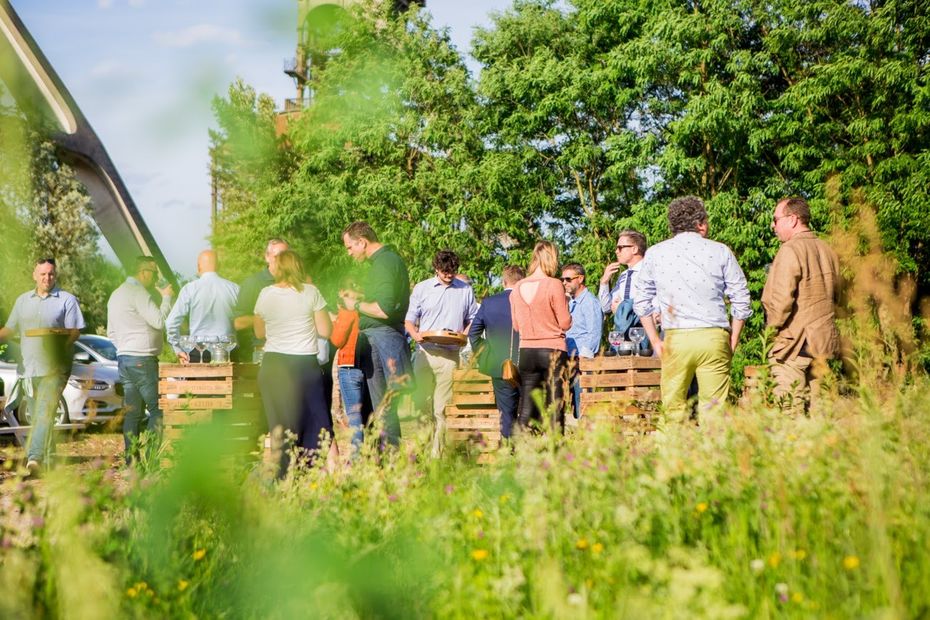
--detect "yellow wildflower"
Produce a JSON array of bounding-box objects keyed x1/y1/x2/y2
[
  {"x1": 472, "y1": 509, "x2": 483, "y2": 519},
  {"x1": 792, "y1": 549, "x2": 807, "y2": 561},
  {"x1": 768, "y1": 552, "x2": 781, "y2": 568},
  {"x1": 499, "y1": 494, "x2": 510, "y2": 504},
  {"x1": 696, "y1": 502, "x2": 708, "y2": 514},
  {"x1": 576, "y1": 538, "x2": 589, "y2": 550},
  {"x1": 178, "y1": 580, "x2": 189, "y2": 592},
  {"x1": 192, "y1": 549, "x2": 207, "y2": 561},
  {"x1": 471, "y1": 549, "x2": 489, "y2": 561},
  {"x1": 792, "y1": 592, "x2": 804, "y2": 603},
  {"x1": 592, "y1": 543, "x2": 604, "y2": 555},
  {"x1": 126, "y1": 587, "x2": 137, "y2": 599},
  {"x1": 843, "y1": 555, "x2": 860, "y2": 570}
]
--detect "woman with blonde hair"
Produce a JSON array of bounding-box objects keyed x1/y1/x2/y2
[
  {"x1": 509, "y1": 240, "x2": 572, "y2": 432},
  {"x1": 254, "y1": 250, "x2": 333, "y2": 473}
]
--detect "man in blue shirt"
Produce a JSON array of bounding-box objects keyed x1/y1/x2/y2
[
  {"x1": 405, "y1": 250, "x2": 478, "y2": 457},
  {"x1": 166, "y1": 250, "x2": 240, "y2": 363},
  {"x1": 0, "y1": 258, "x2": 84, "y2": 473},
  {"x1": 561, "y1": 263, "x2": 603, "y2": 419}
]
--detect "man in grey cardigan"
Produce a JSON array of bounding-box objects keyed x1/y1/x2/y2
[{"x1": 107, "y1": 256, "x2": 173, "y2": 461}]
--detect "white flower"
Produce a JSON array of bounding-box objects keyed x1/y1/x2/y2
[
  {"x1": 567, "y1": 593, "x2": 584, "y2": 606},
  {"x1": 750, "y1": 559, "x2": 765, "y2": 574}
]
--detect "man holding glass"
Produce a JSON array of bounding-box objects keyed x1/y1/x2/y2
[{"x1": 599, "y1": 230, "x2": 650, "y2": 348}]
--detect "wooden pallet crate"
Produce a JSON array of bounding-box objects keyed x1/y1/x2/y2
[
  {"x1": 576, "y1": 355, "x2": 662, "y2": 432},
  {"x1": 444, "y1": 369, "x2": 501, "y2": 450},
  {"x1": 158, "y1": 363, "x2": 262, "y2": 443}
]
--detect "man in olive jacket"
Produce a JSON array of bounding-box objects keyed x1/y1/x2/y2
[{"x1": 762, "y1": 197, "x2": 842, "y2": 415}]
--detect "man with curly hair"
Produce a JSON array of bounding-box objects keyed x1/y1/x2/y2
[{"x1": 632, "y1": 196, "x2": 752, "y2": 422}]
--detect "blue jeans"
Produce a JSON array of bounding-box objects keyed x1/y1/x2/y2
[
  {"x1": 363, "y1": 326, "x2": 411, "y2": 447},
  {"x1": 491, "y1": 377, "x2": 519, "y2": 439},
  {"x1": 338, "y1": 366, "x2": 371, "y2": 453},
  {"x1": 118, "y1": 355, "x2": 163, "y2": 458},
  {"x1": 25, "y1": 373, "x2": 68, "y2": 463}
]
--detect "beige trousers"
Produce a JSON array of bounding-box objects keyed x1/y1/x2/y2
[
  {"x1": 769, "y1": 355, "x2": 822, "y2": 416},
  {"x1": 413, "y1": 346, "x2": 459, "y2": 457}
]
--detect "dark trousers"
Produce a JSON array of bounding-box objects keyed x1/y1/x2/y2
[
  {"x1": 259, "y1": 352, "x2": 332, "y2": 472},
  {"x1": 516, "y1": 348, "x2": 568, "y2": 433},
  {"x1": 118, "y1": 355, "x2": 163, "y2": 459},
  {"x1": 491, "y1": 377, "x2": 519, "y2": 439},
  {"x1": 363, "y1": 326, "x2": 411, "y2": 447}
]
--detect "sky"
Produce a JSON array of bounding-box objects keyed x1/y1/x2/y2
[{"x1": 12, "y1": 0, "x2": 512, "y2": 277}]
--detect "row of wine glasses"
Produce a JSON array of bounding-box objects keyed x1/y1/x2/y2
[
  {"x1": 177, "y1": 335, "x2": 237, "y2": 363},
  {"x1": 607, "y1": 327, "x2": 648, "y2": 355}
]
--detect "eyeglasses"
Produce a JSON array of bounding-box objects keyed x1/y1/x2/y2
[
  {"x1": 772, "y1": 214, "x2": 793, "y2": 225},
  {"x1": 36, "y1": 257, "x2": 56, "y2": 266},
  {"x1": 616, "y1": 244, "x2": 634, "y2": 251},
  {"x1": 561, "y1": 275, "x2": 581, "y2": 282}
]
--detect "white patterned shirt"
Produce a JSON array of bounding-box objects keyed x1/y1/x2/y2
[{"x1": 632, "y1": 232, "x2": 751, "y2": 330}]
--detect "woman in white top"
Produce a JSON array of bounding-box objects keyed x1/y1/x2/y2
[{"x1": 254, "y1": 250, "x2": 333, "y2": 474}]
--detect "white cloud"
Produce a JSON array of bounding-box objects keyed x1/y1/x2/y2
[
  {"x1": 128, "y1": 0, "x2": 146, "y2": 6},
  {"x1": 152, "y1": 24, "x2": 244, "y2": 49},
  {"x1": 97, "y1": 0, "x2": 114, "y2": 8},
  {"x1": 89, "y1": 60, "x2": 127, "y2": 79}
]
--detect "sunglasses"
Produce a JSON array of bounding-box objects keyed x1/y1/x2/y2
[
  {"x1": 616, "y1": 244, "x2": 634, "y2": 250},
  {"x1": 561, "y1": 275, "x2": 581, "y2": 282}
]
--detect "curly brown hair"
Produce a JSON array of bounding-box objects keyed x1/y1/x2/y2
[{"x1": 667, "y1": 196, "x2": 707, "y2": 234}]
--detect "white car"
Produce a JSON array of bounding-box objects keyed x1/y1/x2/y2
[{"x1": 0, "y1": 335, "x2": 122, "y2": 426}]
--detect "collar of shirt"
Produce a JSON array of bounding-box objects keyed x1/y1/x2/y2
[
  {"x1": 430, "y1": 276, "x2": 465, "y2": 289},
  {"x1": 30, "y1": 287, "x2": 61, "y2": 299},
  {"x1": 199, "y1": 271, "x2": 219, "y2": 280}
]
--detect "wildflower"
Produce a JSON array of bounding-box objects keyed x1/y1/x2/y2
[
  {"x1": 564, "y1": 452, "x2": 575, "y2": 462},
  {"x1": 696, "y1": 502, "x2": 708, "y2": 514},
  {"x1": 792, "y1": 592, "x2": 804, "y2": 603},
  {"x1": 775, "y1": 582, "x2": 789, "y2": 603},
  {"x1": 178, "y1": 580, "x2": 189, "y2": 592},
  {"x1": 750, "y1": 559, "x2": 765, "y2": 574},
  {"x1": 576, "y1": 538, "x2": 589, "y2": 550},
  {"x1": 843, "y1": 555, "x2": 860, "y2": 570},
  {"x1": 309, "y1": 482, "x2": 318, "y2": 490},
  {"x1": 471, "y1": 549, "x2": 489, "y2": 561},
  {"x1": 476, "y1": 529, "x2": 485, "y2": 539},
  {"x1": 126, "y1": 587, "x2": 138, "y2": 598},
  {"x1": 567, "y1": 592, "x2": 584, "y2": 605},
  {"x1": 472, "y1": 509, "x2": 483, "y2": 519},
  {"x1": 444, "y1": 484, "x2": 455, "y2": 495},
  {"x1": 791, "y1": 549, "x2": 807, "y2": 561},
  {"x1": 192, "y1": 549, "x2": 206, "y2": 561},
  {"x1": 768, "y1": 552, "x2": 781, "y2": 568},
  {"x1": 499, "y1": 493, "x2": 510, "y2": 504},
  {"x1": 591, "y1": 543, "x2": 604, "y2": 555},
  {"x1": 388, "y1": 494, "x2": 399, "y2": 502}
]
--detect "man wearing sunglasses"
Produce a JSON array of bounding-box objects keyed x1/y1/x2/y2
[
  {"x1": 107, "y1": 256, "x2": 174, "y2": 463},
  {"x1": 562, "y1": 262, "x2": 603, "y2": 419},
  {"x1": 762, "y1": 197, "x2": 841, "y2": 416},
  {"x1": 0, "y1": 258, "x2": 84, "y2": 474}
]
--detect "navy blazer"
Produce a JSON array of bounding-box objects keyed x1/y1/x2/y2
[{"x1": 468, "y1": 290, "x2": 519, "y2": 378}]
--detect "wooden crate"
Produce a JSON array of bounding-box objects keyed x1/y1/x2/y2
[
  {"x1": 577, "y1": 355, "x2": 662, "y2": 432},
  {"x1": 444, "y1": 369, "x2": 500, "y2": 450},
  {"x1": 158, "y1": 363, "x2": 262, "y2": 444}
]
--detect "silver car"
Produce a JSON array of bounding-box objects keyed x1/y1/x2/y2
[{"x1": 0, "y1": 335, "x2": 122, "y2": 425}]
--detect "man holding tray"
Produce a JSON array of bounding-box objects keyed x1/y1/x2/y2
[
  {"x1": 405, "y1": 250, "x2": 478, "y2": 457},
  {"x1": 0, "y1": 258, "x2": 84, "y2": 474}
]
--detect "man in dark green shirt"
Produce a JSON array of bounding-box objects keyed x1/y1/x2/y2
[{"x1": 342, "y1": 222, "x2": 411, "y2": 446}]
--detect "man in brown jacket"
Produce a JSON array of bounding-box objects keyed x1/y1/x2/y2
[{"x1": 762, "y1": 197, "x2": 842, "y2": 415}]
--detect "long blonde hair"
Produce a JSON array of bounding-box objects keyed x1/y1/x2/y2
[
  {"x1": 273, "y1": 250, "x2": 306, "y2": 291},
  {"x1": 528, "y1": 240, "x2": 559, "y2": 278}
]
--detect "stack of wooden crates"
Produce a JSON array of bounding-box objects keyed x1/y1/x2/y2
[
  {"x1": 157, "y1": 363, "x2": 263, "y2": 452},
  {"x1": 574, "y1": 355, "x2": 662, "y2": 433}
]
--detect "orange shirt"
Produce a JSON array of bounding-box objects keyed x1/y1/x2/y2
[{"x1": 330, "y1": 307, "x2": 361, "y2": 367}]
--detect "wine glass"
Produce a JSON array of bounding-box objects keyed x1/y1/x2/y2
[
  {"x1": 628, "y1": 327, "x2": 646, "y2": 353},
  {"x1": 178, "y1": 335, "x2": 194, "y2": 359},
  {"x1": 222, "y1": 336, "x2": 238, "y2": 359},
  {"x1": 608, "y1": 330, "x2": 623, "y2": 354},
  {"x1": 193, "y1": 336, "x2": 208, "y2": 363}
]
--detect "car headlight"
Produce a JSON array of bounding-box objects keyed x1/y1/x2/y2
[{"x1": 68, "y1": 378, "x2": 110, "y2": 391}]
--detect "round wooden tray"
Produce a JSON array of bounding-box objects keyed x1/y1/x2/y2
[
  {"x1": 421, "y1": 330, "x2": 467, "y2": 347},
  {"x1": 24, "y1": 327, "x2": 73, "y2": 337}
]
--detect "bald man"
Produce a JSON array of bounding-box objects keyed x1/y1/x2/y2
[{"x1": 166, "y1": 249, "x2": 240, "y2": 363}]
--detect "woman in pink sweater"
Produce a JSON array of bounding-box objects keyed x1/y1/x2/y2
[{"x1": 510, "y1": 241, "x2": 572, "y2": 432}]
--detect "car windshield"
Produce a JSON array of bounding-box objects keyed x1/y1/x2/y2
[{"x1": 78, "y1": 336, "x2": 118, "y2": 361}]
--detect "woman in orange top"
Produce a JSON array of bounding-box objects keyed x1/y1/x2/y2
[
  {"x1": 509, "y1": 241, "x2": 572, "y2": 432},
  {"x1": 331, "y1": 276, "x2": 373, "y2": 454}
]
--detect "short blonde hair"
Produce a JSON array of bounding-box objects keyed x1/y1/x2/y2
[
  {"x1": 528, "y1": 241, "x2": 559, "y2": 278},
  {"x1": 273, "y1": 250, "x2": 306, "y2": 292}
]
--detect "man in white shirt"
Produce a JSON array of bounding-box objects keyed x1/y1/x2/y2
[
  {"x1": 107, "y1": 256, "x2": 173, "y2": 461},
  {"x1": 166, "y1": 250, "x2": 240, "y2": 363},
  {"x1": 632, "y1": 196, "x2": 751, "y2": 422}
]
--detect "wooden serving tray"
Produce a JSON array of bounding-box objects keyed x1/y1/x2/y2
[{"x1": 421, "y1": 330, "x2": 467, "y2": 346}]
